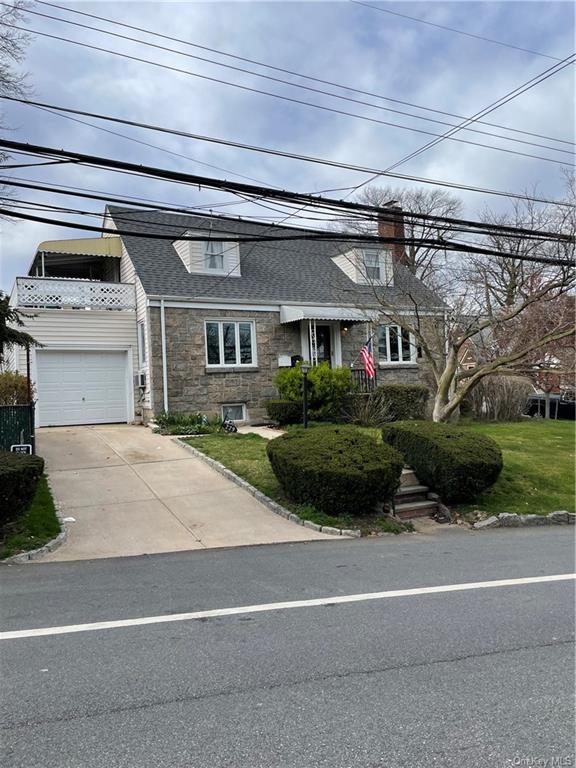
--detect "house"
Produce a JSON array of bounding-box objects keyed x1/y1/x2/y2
[{"x1": 7, "y1": 206, "x2": 444, "y2": 426}]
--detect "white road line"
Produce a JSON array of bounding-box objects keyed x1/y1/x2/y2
[{"x1": 2, "y1": 573, "x2": 574, "y2": 641}]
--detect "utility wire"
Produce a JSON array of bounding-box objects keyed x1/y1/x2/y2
[
  {"x1": 8, "y1": 2, "x2": 573, "y2": 154},
  {"x1": 3, "y1": 207, "x2": 572, "y2": 266},
  {"x1": 351, "y1": 1, "x2": 564, "y2": 61},
  {"x1": 3, "y1": 97, "x2": 573, "y2": 208},
  {"x1": 2, "y1": 22, "x2": 571, "y2": 166},
  {"x1": 347, "y1": 52, "x2": 576, "y2": 195},
  {"x1": 34, "y1": 0, "x2": 572, "y2": 146},
  {"x1": 1, "y1": 138, "x2": 573, "y2": 241}
]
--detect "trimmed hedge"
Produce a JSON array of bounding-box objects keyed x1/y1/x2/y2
[
  {"x1": 0, "y1": 451, "x2": 45, "y2": 526},
  {"x1": 265, "y1": 399, "x2": 303, "y2": 425},
  {"x1": 382, "y1": 421, "x2": 503, "y2": 504},
  {"x1": 376, "y1": 384, "x2": 429, "y2": 420},
  {"x1": 266, "y1": 426, "x2": 404, "y2": 516}
]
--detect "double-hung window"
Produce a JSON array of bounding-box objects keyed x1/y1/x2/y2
[
  {"x1": 205, "y1": 320, "x2": 256, "y2": 367},
  {"x1": 362, "y1": 249, "x2": 381, "y2": 281},
  {"x1": 378, "y1": 324, "x2": 417, "y2": 364},
  {"x1": 204, "y1": 241, "x2": 225, "y2": 271}
]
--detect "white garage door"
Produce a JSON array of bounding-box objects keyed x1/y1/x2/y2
[{"x1": 36, "y1": 350, "x2": 129, "y2": 427}]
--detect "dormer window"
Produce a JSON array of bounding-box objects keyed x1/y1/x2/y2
[
  {"x1": 362, "y1": 249, "x2": 381, "y2": 281},
  {"x1": 205, "y1": 241, "x2": 225, "y2": 271}
]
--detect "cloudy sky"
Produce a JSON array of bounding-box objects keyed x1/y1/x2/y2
[{"x1": 1, "y1": 0, "x2": 574, "y2": 291}]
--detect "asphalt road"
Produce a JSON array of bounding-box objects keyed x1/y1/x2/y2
[{"x1": 1, "y1": 526, "x2": 575, "y2": 768}]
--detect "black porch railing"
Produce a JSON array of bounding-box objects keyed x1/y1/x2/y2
[{"x1": 351, "y1": 368, "x2": 377, "y2": 393}]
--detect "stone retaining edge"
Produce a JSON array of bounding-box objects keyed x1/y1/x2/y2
[
  {"x1": 473, "y1": 511, "x2": 575, "y2": 530},
  {"x1": 175, "y1": 438, "x2": 361, "y2": 538},
  {"x1": 4, "y1": 475, "x2": 68, "y2": 563}
]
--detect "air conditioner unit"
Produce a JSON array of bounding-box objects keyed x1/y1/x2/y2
[{"x1": 136, "y1": 372, "x2": 146, "y2": 389}]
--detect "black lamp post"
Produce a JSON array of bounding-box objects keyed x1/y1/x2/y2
[{"x1": 301, "y1": 362, "x2": 310, "y2": 428}]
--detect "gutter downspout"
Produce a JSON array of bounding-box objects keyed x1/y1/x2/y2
[{"x1": 160, "y1": 298, "x2": 168, "y2": 413}]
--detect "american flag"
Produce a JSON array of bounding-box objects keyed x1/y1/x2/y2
[{"x1": 359, "y1": 340, "x2": 376, "y2": 379}]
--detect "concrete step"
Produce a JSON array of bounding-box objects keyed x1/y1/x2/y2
[
  {"x1": 401, "y1": 468, "x2": 419, "y2": 486},
  {"x1": 394, "y1": 499, "x2": 438, "y2": 519},
  {"x1": 396, "y1": 484, "x2": 429, "y2": 497}
]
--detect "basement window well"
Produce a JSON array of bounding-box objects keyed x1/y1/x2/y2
[{"x1": 222, "y1": 404, "x2": 246, "y2": 422}]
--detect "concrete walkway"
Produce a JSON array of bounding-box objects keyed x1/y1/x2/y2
[{"x1": 38, "y1": 425, "x2": 328, "y2": 562}]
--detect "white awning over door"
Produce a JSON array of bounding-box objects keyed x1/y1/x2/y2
[{"x1": 279, "y1": 306, "x2": 379, "y2": 324}]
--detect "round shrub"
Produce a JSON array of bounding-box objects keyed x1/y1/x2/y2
[
  {"x1": 0, "y1": 451, "x2": 45, "y2": 526},
  {"x1": 266, "y1": 426, "x2": 404, "y2": 516},
  {"x1": 382, "y1": 421, "x2": 503, "y2": 504},
  {"x1": 265, "y1": 399, "x2": 303, "y2": 425}
]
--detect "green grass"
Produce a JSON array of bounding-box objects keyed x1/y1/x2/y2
[
  {"x1": 457, "y1": 420, "x2": 575, "y2": 515},
  {"x1": 0, "y1": 476, "x2": 61, "y2": 559},
  {"x1": 184, "y1": 433, "x2": 344, "y2": 524},
  {"x1": 185, "y1": 432, "x2": 416, "y2": 534}
]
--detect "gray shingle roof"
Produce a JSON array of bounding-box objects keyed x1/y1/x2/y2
[{"x1": 107, "y1": 206, "x2": 444, "y2": 309}]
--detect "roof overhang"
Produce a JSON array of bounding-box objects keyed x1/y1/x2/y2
[{"x1": 280, "y1": 305, "x2": 379, "y2": 324}]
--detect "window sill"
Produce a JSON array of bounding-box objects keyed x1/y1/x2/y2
[
  {"x1": 378, "y1": 362, "x2": 418, "y2": 369},
  {"x1": 205, "y1": 366, "x2": 259, "y2": 374}
]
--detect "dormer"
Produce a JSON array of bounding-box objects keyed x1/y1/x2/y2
[
  {"x1": 332, "y1": 247, "x2": 393, "y2": 286},
  {"x1": 173, "y1": 232, "x2": 241, "y2": 277}
]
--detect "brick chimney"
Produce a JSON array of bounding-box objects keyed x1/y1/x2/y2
[{"x1": 378, "y1": 206, "x2": 408, "y2": 265}]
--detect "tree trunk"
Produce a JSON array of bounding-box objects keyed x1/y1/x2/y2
[{"x1": 544, "y1": 391, "x2": 551, "y2": 419}]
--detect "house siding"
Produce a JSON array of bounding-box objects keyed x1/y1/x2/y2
[{"x1": 11, "y1": 308, "x2": 139, "y2": 418}]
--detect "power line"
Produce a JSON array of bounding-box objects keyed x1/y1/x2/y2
[
  {"x1": 351, "y1": 1, "x2": 564, "y2": 61},
  {"x1": 386, "y1": 53, "x2": 576, "y2": 172},
  {"x1": 348, "y1": 51, "x2": 576, "y2": 194},
  {"x1": 1, "y1": 138, "x2": 573, "y2": 241},
  {"x1": 3, "y1": 22, "x2": 572, "y2": 166},
  {"x1": 3, "y1": 206, "x2": 572, "y2": 266},
  {"x1": 34, "y1": 0, "x2": 573, "y2": 146},
  {"x1": 9, "y1": 2, "x2": 573, "y2": 154},
  {"x1": 3, "y1": 96, "x2": 573, "y2": 208}
]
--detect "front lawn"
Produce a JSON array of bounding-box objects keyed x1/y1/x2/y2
[
  {"x1": 457, "y1": 420, "x2": 575, "y2": 515},
  {"x1": 0, "y1": 475, "x2": 61, "y2": 559},
  {"x1": 184, "y1": 434, "x2": 412, "y2": 534}
]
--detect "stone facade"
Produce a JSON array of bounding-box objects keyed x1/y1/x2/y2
[{"x1": 149, "y1": 306, "x2": 432, "y2": 423}]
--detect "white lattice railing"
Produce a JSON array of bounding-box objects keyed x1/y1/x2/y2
[{"x1": 16, "y1": 277, "x2": 136, "y2": 310}]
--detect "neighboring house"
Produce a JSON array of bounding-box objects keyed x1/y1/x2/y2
[{"x1": 8, "y1": 207, "x2": 444, "y2": 426}]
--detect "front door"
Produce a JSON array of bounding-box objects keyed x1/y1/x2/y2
[{"x1": 316, "y1": 325, "x2": 332, "y2": 366}]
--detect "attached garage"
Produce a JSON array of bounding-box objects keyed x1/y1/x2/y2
[{"x1": 36, "y1": 350, "x2": 132, "y2": 427}]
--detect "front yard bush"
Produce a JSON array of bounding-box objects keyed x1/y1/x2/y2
[
  {"x1": 265, "y1": 399, "x2": 302, "y2": 425},
  {"x1": 266, "y1": 426, "x2": 403, "y2": 516},
  {"x1": 155, "y1": 411, "x2": 222, "y2": 435},
  {"x1": 0, "y1": 451, "x2": 45, "y2": 525},
  {"x1": 382, "y1": 420, "x2": 503, "y2": 503},
  {"x1": 0, "y1": 371, "x2": 34, "y2": 405},
  {"x1": 375, "y1": 384, "x2": 429, "y2": 420},
  {"x1": 274, "y1": 363, "x2": 353, "y2": 421}
]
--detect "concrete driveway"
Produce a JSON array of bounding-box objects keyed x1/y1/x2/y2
[{"x1": 38, "y1": 425, "x2": 328, "y2": 561}]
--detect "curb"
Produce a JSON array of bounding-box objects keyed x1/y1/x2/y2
[
  {"x1": 175, "y1": 438, "x2": 361, "y2": 538},
  {"x1": 4, "y1": 475, "x2": 68, "y2": 564},
  {"x1": 473, "y1": 511, "x2": 575, "y2": 530}
]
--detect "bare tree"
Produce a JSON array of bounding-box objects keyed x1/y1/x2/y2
[
  {"x1": 0, "y1": 1, "x2": 32, "y2": 174},
  {"x1": 338, "y1": 185, "x2": 463, "y2": 291},
  {"x1": 353, "y1": 178, "x2": 575, "y2": 423}
]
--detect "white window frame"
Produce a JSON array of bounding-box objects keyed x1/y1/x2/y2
[
  {"x1": 378, "y1": 324, "x2": 418, "y2": 365},
  {"x1": 204, "y1": 319, "x2": 257, "y2": 368},
  {"x1": 362, "y1": 248, "x2": 381, "y2": 282},
  {"x1": 221, "y1": 403, "x2": 246, "y2": 422},
  {"x1": 137, "y1": 321, "x2": 147, "y2": 368},
  {"x1": 204, "y1": 241, "x2": 225, "y2": 272}
]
